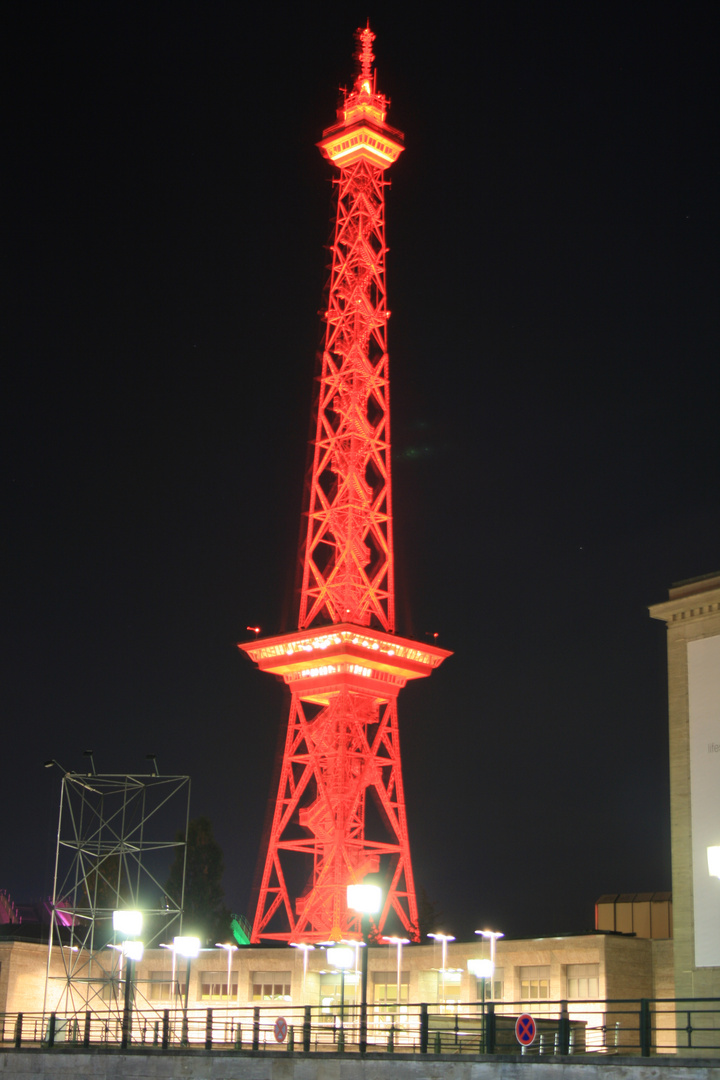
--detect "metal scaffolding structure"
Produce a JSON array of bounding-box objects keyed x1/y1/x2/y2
[{"x1": 43, "y1": 759, "x2": 190, "y2": 1016}]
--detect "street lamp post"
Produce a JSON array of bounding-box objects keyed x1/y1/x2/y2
[
  {"x1": 290, "y1": 942, "x2": 315, "y2": 1000},
  {"x1": 113, "y1": 910, "x2": 144, "y2": 1049},
  {"x1": 475, "y1": 928, "x2": 504, "y2": 965},
  {"x1": 162, "y1": 936, "x2": 200, "y2": 1045},
  {"x1": 427, "y1": 932, "x2": 455, "y2": 1008},
  {"x1": 347, "y1": 883, "x2": 382, "y2": 1053},
  {"x1": 384, "y1": 936, "x2": 410, "y2": 1014},
  {"x1": 467, "y1": 957, "x2": 494, "y2": 1052},
  {"x1": 327, "y1": 945, "x2": 354, "y2": 1048},
  {"x1": 215, "y1": 942, "x2": 238, "y2": 1001}
]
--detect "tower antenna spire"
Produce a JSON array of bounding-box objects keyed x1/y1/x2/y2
[
  {"x1": 356, "y1": 22, "x2": 375, "y2": 85},
  {"x1": 240, "y1": 28, "x2": 450, "y2": 946}
]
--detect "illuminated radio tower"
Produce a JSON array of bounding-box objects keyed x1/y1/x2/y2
[{"x1": 240, "y1": 26, "x2": 450, "y2": 944}]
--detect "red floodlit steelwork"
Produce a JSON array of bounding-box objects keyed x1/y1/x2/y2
[{"x1": 240, "y1": 27, "x2": 450, "y2": 944}]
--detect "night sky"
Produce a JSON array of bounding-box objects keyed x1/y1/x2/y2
[{"x1": 4, "y1": 1, "x2": 718, "y2": 942}]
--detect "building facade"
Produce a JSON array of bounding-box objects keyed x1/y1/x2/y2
[{"x1": 650, "y1": 572, "x2": 720, "y2": 999}]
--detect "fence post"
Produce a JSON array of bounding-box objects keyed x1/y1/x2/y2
[
  {"x1": 14, "y1": 1013, "x2": 23, "y2": 1049},
  {"x1": 205, "y1": 1008, "x2": 213, "y2": 1050},
  {"x1": 46, "y1": 1012, "x2": 56, "y2": 1047},
  {"x1": 252, "y1": 1006, "x2": 260, "y2": 1051},
  {"x1": 640, "y1": 999, "x2": 651, "y2": 1057},
  {"x1": 420, "y1": 1003, "x2": 428, "y2": 1054},
  {"x1": 486, "y1": 1002, "x2": 496, "y2": 1054},
  {"x1": 303, "y1": 1005, "x2": 311, "y2": 1052},
  {"x1": 359, "y1": 1000, "x2": 367, "y2": 1054},
  {"x1": 388, "y1": 1020, "x2": 395, "y2": 1052},
  {"x1": 557, "y1": 1000, "x2": 570, "y2": 1055},
  {"x1": 83, "y1": 1011, "x2": 91, "y2": 1047},
  {"x1": 288, "y1": 1025, "x2": 294, "y2": 1052},
  {"x1": 162, "y1": 1009, "x2": 169, "y2": 1050}
]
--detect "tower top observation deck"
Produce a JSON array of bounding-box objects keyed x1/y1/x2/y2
[
  {"x1": 239, "y1": 624, "x2": 450, "y2": 705},
  {"x1": 319, "y1": 24, "x2": 404, "y2": 171}
]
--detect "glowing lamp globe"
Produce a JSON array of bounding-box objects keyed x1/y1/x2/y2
[
  {"x1": 113, "y1": 910, "x2": 143, "y2": 937},
  {"x1": 468, "y1": 958, "x2": 494, "y2": 979},
  {"x1": 173, "y1": 935, "x2": 201, "y2": 958},
  {"x1": 347, "y1": 884, "x2": 382, "y2": 915},
  {"x1": 122, "y1": 940, "x2": 144, "y2": 962}
]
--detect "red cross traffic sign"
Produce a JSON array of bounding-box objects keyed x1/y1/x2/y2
[
  {"x1": 274, "y1": 1016, "x2": 288, "y2": 1043},
  {"x1": 515, "y1": 1013, "x2": 536, "y2": 1046}
]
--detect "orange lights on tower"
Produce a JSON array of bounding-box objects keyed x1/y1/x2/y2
[{"x1": 240, "y1": 26, "x2": 450, "y2": 945}]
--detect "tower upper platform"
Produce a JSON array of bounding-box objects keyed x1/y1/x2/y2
[
  {"x1": 239, "y1": 624, "x2": 451, "y2": 705},
  {"x1": 318, "y1": 25, "x2": 404, "y2": 171}
]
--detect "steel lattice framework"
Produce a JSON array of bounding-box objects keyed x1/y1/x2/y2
[
  {"x1": 240, "y1": 28, "x2": 450, "y2": 945},
  {"x1": 43, "y1": 763, "x2": 190, "y2": 1017},
  {"x1": 299, "y1": 152, "x2": 394, "y2": 632}
]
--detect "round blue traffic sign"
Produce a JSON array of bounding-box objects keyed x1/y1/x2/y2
[
  {"x1": 274, "y1": 1016, "x2": 288, "y2": 1043},
  {"x1": 515, "y1": 1013, "x2": 536, "y2": 1046}
]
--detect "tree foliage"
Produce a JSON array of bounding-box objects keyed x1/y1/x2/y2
[
  {"x1": 165, "y1": 816, "x2": 231, "y2": 945},
  {"x1": 417, "y1": 885, "x2": 444, "y2": 939}
]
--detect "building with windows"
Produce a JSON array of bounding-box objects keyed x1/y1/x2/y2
[{"x1": 0, "y1": 931, "x2": 673, "y2": 1022}]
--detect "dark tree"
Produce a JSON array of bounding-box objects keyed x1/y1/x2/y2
[
  {"x1": 165, "y1": 816, "x2": 231, "y2": 945},
  {"x1": 417, "y1": 885, "x2": 444, "y2": 939}
]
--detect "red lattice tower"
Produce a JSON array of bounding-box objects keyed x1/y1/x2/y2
[{"x1": 240, "y1": 26, "x2": 450, "y2": 944}]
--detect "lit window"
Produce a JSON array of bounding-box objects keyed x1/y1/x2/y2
[
  {"x1": 147, "y1": 971, "x2": 185, "y2": 1001},
  {"x1": 251, "y1": 971, "x2": 291, "y2": 1001},
  {"x1": 475, "y1": 968, "x2": 504, "y2": 1001},
  {"x1": 519, "y1": 965, "x2": 550, "y2": 1001},
  {"x1": 439, "y1": 970, "x2": 462, "y2": 1004},
  {"x1": 566, "y1": 963, "x2": 599, "y2": 999},
  {"x1": 372, "y1": 971, "x2": 409, "y2": 1010},
  {"x1": 319, "y1": 972, "x2": 358, "y2": 1014},
  {"x1": 200, "y1": 970, "x2": 238, "y2": 999}
]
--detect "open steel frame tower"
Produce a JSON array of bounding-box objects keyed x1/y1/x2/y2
[
  {"x1": 240, "y1": 27, "x2": 450, "y2": 945},
  {"x1": 44, "y1": 762, "x2": 190, "y2": 1016}
]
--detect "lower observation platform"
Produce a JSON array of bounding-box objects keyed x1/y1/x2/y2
[{"x1": 238, "y1": 624, "x2": 451, "y2": 705}]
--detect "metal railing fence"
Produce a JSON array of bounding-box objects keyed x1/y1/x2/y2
[{"x1": 3, "y1": 998, "x2": 720, "y2": 1056}]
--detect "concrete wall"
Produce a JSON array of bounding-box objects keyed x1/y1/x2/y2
[{"x1": 1, "y1": 1050, "x2": 719, "y2": 1080}]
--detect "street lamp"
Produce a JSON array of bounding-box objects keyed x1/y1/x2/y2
[
  {"x1": 468, "y1": 957, "x2": 494, "y2": 1052},
  {"x1": 215, "y1": 942, "x2": 238, "y2": 1001},
  {"x1": 161, "y1": 935, "x2": 200, "y2": 1045},
  {"x1": 475, "y1": 928, "x2": 504, "y2": 964},
  {"x1": 427, "y1": 932, "x2": 455, "y2": 1006},
  {"x1": 347, "y1": 882, "x2": 382, "y2": 1053},
  {"x1": 290, "y1": 942, "x2": 315, "y2": 999},
  {"x1": 384, "y1": 936, "x2": 410, "y2": 1014},
  {"x1": 113, "y1": 910, "x2": 144, "y2": 1048},
  {"x1": 327, "y1": 945, "x2": 354, "y2": 1046}
]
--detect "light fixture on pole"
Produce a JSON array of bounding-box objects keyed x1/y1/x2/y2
[
  {"x1": 347, "y1": 882, "x2": 382, "y2": 1054},
  {"x1": 215, "y1": 942, "x2": 238, "y2": 1001},
  {"x1": 427, "y1": 932, "x2": 455, "y2": 1005},
  {"x1": 467, "y1": 957, "x2": 494, "y2": 1052},
  {"x1": 384, "y1": 936, "x2": 410, "y2": 1013},
  {"x1": 327, "y1": 945, "x2": 354, "y2": 1046},
  {"x1": 290, "y1": 942, "x2": 315, "y2": 998},
  {"x1": 113, "y1": 910, "x2": 144, "y2": 1049},
  {"x1": 162, "y1": 936, "x2": 201, "y2": 1045},
  {"x1": 474, "y1": 928, "x2": 504, "y2": 965}
]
